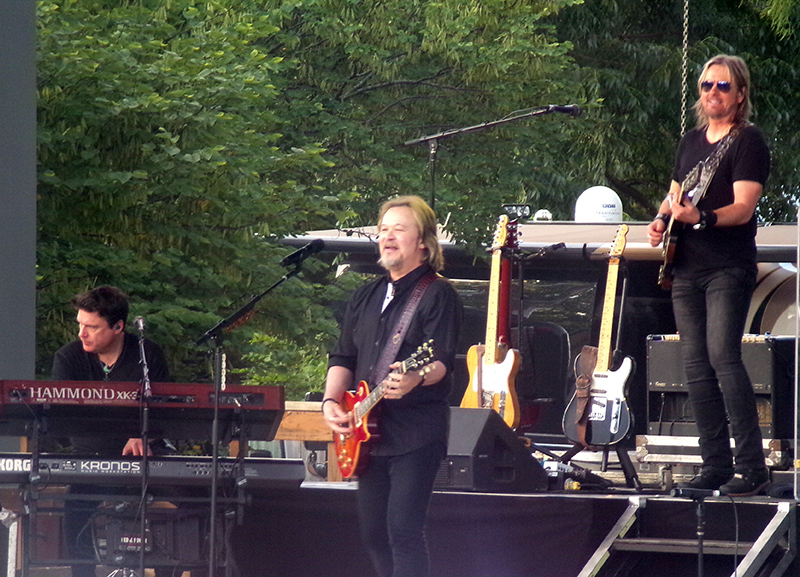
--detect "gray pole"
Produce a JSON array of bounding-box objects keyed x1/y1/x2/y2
[{"x1": 0, "y1": 0, "x2": 37, "y2": 382}]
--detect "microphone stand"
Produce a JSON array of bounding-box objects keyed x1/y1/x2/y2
[
  {"x1": 684, "y1": 492, "x2": 709, "y2": 577},
  {"x1": 195, "y1": 263, "x2": 306, "y2": 577},
  {"x1": 512, "y1": 242, "x2": 566, "y2": 349},
  {"x1": 404, "y1": 106, "x2": 575, "y2": 209},
  {"x1": 135, "y1": 322, "x2": 152, "y2": 577}
]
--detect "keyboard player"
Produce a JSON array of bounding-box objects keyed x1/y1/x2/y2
[{"x1": 51, "y1": 285, "x2": 184, "y2": 577}]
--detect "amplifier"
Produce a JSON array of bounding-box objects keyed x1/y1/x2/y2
[
  {"x1": 646, "y1": 335, "x2": 795, "y2": 438},
  {"x1": 95, "y1": 507, "x2": 209, "y2": 568}
]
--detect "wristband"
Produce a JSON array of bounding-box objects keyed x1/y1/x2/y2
[
  {"x1": 321, "y1": 398, "x2": 339, "y2": 410},
  {"x1": 654, "y1": 213, "x2": 670, "y2": 225},
  {"x1": 693, "y1": 210, "x2": 718, "y2": 230}
]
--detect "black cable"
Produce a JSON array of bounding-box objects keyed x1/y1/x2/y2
[{"x1": 729, "y1": 496, "x2": 740, "y2": 577}]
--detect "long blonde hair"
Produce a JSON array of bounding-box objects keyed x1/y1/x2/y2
[
  {"x1": 693, "y1": 54, "x2": 753, "y2": 128},
  {"x1": 377, "y1": 195, "x2": 444, "y2": 271}
]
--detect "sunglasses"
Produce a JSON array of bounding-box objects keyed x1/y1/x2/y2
[{"x1": 700, "y1": 80, "x2": 733, "y2": 93}]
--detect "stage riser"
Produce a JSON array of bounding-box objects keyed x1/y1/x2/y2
[
  {"x1": 228, "y1": 487, "x2": 800, "y2": 577},
  {"x1": 636, "y1": 435, "x2": 792, "y2": 473}
]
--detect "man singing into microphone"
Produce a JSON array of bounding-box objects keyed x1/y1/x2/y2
[{"x1": 51, "y1": 285, "x2": 174, "y2": 577}]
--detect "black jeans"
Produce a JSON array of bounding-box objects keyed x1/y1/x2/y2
[
  {"x1": 671, "y1": 267, "x2": 765, "y2": 474},
  {"x1": 356, "y1": 441, "x2": 446, "y2": 577}
]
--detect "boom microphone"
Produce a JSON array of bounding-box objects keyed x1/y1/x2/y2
[
  {"x1": 280, "y1": 239, "x2": 325, "y2": 268},
  {"x1": 547, "y1": 104, "x2": 582, "y2": 117}
]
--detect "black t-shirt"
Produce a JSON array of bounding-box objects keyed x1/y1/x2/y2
[
  {"x1": 671, "y1": 124, "x2": 770, "y2": 275},
  {"x1": 329, "y1": 264, "x2": 463, "y2": 456},
  {"x1": 52, "y1": 332, "x2": 171, "y2": 456}
]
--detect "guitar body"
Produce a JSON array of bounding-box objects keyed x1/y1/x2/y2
[
  {"x1": 334, "y1": 380, "x2": 379, "y2": 479},
  {"x1": 333, "y1": 341, "x2": 434, "y2": 479},
  {"x1": 657, "y1": 222, "x2": 681, "y2": 290},
  {"x1": 562, "y1": 355, "x2": 634, "y2": 446},
  {"x1": 463, "y1": 343, "x2": 521, "y2": 429}
]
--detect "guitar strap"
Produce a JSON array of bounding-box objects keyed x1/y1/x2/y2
[
  {"x1": 369, "y1": 272, "x2": 437, "y2": 387},
  {"x1": 573, "y1": 345, "x2": 599, "y2": 449},
  {"x1": 681, "y1": 121, "x2": 746, "y2": 201}
]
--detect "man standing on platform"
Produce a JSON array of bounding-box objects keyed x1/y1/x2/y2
[
  {"x1": 647, "y1": 54, "x2": 771, "y2": 496},
  {"x1": 323, "y1": 195, "x2": 462, "y2": 577},
  {"x1": 52, "y1": 285, "x2": 174, "y2": 577}
]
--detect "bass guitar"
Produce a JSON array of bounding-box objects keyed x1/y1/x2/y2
[
  {"x1": 334, "y1": 341, "x2": 434, "y2": 479},
  {"x1": 562, "y1": 224, "x2": 634, "y2": 446},
  {"x1": 460, "y1": 215, "x2": 521, "y2": 429}
]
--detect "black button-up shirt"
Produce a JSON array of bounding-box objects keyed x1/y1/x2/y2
[{"x1": 329, "y1": 264, "x2": 463, "y2": 455}]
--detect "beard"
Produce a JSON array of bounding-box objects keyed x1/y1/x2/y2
[{"x1": 378, "y1": 254, "x2": 402, "y2": 271}]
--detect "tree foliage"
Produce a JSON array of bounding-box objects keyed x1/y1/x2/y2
[
  {"x1": 35, "y1": 0, "x2": 800, "y2": 396},
  {"x1": 37, "y1": 0, "x2": 350, "y2": 383},
  {"x1": 551, "y1": 0, "x2": 800, "y2": 220},
  {"x1": 259, "y1": 0, "x2": 588, "y2": 247}
]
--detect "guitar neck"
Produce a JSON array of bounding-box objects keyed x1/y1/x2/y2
[
  {"x1": 353, "y1": 354, "x2": 418, "y2": 420},
  {"x1": 596, "y1": 256, "x2": 621, "y2": 372},
  {"x1": 484, "y1": 247, "x2": 503, "y2": 364},
  {"x1": 355, "y1": 384, "x2": 385, "y2": 422}
]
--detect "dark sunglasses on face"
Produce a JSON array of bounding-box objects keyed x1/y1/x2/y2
[{"x1": 700, "y1": 80, "x2": 732, "y2": 93}]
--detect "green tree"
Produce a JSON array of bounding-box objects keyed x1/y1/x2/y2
[
  {"x1": 550, "y1": 0, "x2": 800, "y2": 219},
  {"x1": 36, "y1": 0, "x2": 799, "y2": 395},
  {"x1": 260, "y1": 0, "x2": 588, "y2": 247},
  {"x1": 37, "y1": 0, "x2": 350, "y2": 383},
  {"x1": 36, "y1": 0, "x2": 587, "y2": 389}
]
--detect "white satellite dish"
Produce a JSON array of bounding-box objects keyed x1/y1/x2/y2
[{"x1": 574, "y1": 186, "x2": 623, "y2": 223}]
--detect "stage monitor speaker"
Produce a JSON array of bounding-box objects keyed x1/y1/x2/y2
[{"x1": 435, "y1": 408, "x2": 548, "y2": 493}]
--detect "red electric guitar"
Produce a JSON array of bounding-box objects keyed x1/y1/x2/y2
[{"x1": 334, "y1": 341, "x2": 434, "y2": 479}]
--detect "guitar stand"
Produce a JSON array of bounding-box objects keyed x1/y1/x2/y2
[{"x1": 559, "y1": 441, "x2": 643, "y2": 491}]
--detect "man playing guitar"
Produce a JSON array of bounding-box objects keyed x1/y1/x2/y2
[
  {"x1": 647, "y1": 54, "x2": 770, "y2": 497},
  {"x1": 322, "y1": 195, "x2": 462, "y2": 577}
]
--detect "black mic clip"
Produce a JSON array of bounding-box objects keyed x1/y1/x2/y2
[
  {"x1": 522, "y1": 242, "x2": 566, "y2": 261},
  {"x1": 547, "y1": 104, "x2": 583, "y2": 117},
  {"x1": 280, "y1": 238, "x2": 325, "y2": 268}
]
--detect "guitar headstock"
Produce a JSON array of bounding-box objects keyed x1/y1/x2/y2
[
  {"x1": 506, "y1": 218, "x2": 519, "y2": 250},
  {"x1": 401, "y1": 340, "x2": 435, "y2": 373},
  {"x1": 491, "y1": 214, "x2": 520, "y2": 252},
  {"x1": 491, "y1": 215, "x2": 509, "y2": 251},
  {"x1": 609, "y1": 224, "x2": 629, "y2": 259}
]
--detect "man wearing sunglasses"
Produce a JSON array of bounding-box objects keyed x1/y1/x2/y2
[{"x1": 647, "y1": 55, "x2": 771, "y2": 496}]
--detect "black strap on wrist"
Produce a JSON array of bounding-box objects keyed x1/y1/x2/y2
[
  {"x1": 693, "y1": 210, "x2": 718, "y2": 230},
  {"x1": 321, "y1": 398, "x2": 339, "y2": 410}
]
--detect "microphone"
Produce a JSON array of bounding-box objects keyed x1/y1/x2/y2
[
  {"x1": 670, "y1": 487, "x2": 720, "y2": 499},
  {"x1": 134, "y1": 316, "x2": 146, "y2": 333},
  {"x1": 548, "y1": 104, "x2": 582, "y2": 117},
  {"x1": 280, "y1": 239, "x2": 325, "y2": 267}
]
